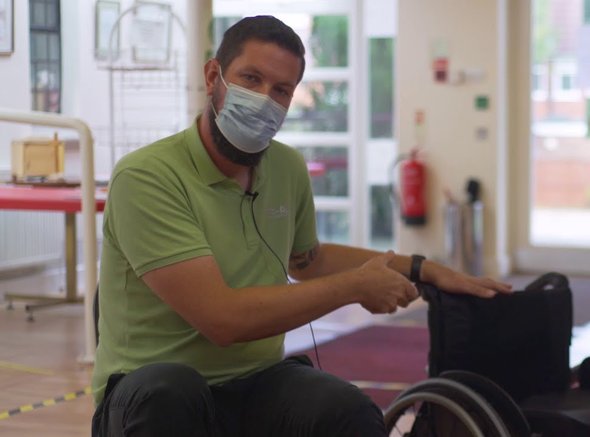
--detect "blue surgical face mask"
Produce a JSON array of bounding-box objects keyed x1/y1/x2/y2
[{"x1": 212, "y1": 70, "x2": 288, "y2": 154}]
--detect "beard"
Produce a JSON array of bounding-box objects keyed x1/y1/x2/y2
[{"x1": 208, "y1": 89, "x2": 266, "y2": 168}]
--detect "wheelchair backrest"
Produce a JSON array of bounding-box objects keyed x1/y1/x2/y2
[{"x1": 420, "y1": 272, "x2": 572, "y2": 402}]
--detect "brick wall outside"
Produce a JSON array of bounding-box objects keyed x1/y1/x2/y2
[{"x1": 533, "y1": 136, "x2": 590, "y2": 208}]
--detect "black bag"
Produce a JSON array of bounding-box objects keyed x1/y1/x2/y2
[{"x1": 420, "y1": 272, "x2": 572, "y2": 402}]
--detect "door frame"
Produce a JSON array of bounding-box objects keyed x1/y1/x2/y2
[{"x1": 510, "y1": 0, "x2": 590, "y2": 275}]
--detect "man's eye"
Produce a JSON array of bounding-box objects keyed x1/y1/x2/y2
[{"x1": 275, "y1": 87, "x2": 293, "y2": 98}]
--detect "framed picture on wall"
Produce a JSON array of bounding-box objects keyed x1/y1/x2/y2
[
  {"x1": 131, "y1": 2, "x2": 172, "y2": 64},
  {"x1": 0, "y1": 0, "x2": 14, "y2": 55},
  {"x1": 95, "y1": 0, "x2": 120, "y2": 60}
]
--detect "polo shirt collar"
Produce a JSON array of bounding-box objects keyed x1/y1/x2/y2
[
  {"x1": 184, "y1": 119, "x2": 268, "y2": 190},
  {"x1": 185, "y1": 120, "x2": 226, "y2": 186}
]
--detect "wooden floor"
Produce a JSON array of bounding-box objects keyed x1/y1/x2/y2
[
  {"x1": 0, "y1": 302, "x2": 94, "y2": 437},
  {"x1": 0, "y1": 266, "x2": 93, "y2": 437},
  {"x1": 1, "y1": 267, "x2": 589, "y2": 436}
]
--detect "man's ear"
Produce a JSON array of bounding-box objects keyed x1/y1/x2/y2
[{"x1": 204, "y1": 59, "x2": 220, "y2": 96}]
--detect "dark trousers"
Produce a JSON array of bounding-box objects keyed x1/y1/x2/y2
[{"x1": 92, "y1": 355, "x2": 387, "y2": 436}]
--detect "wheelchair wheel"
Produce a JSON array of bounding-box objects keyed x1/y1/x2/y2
[
  {"x1": 384, "y1": 378, "x2": 511, "y2": 437},
  {"x1": 440, "y1": 371, "x2": 531, "y2": 437},
  {"x1": 385, "y1": 391, "x2": 484, "y2": 437}
]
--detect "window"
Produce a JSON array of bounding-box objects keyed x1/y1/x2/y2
[
  {"x1": 213, "y1": 6, "x2": 356, "y2": 245},
  {"x1": 369, "y1": 38, "x2": 394, "y2": 139},
  {"x1": 550, "y1": 60, "x2": 578, "y2": 101},
  {"x1": 585, "y1": 0, "x2": 590, "y2": 24},
  {"x1": 560, "y1": 73, "x2": 574, "y2": 91},
  {"x1": 284, "y1": 80, "x2": 349, "y2": 133},
  {"x1": 296, "y1": 146, "x2": 348, "y2": 196},
  {"x1": 29, "y1": 0, "x2": 61, "y2": 113},
  {"x1": 213, "y1": 0, "x2": 397, "y2": 249},
  {"x1": 529, "y1": 0, "x2": 590, "y2": 250},
  {"x1": 532, "y1": 71, "x2": 542, "y2": 91}
]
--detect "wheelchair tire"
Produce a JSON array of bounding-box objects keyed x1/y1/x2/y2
[
  {"x1": 384, "y1": 391, "x2": 485, "y2": 437},
  {"x1": 440, "y1": 370, "x2": 531, "y2": 437},
  {"x1": 384, "y1": 377, "x2": 510, "y2": 437}
]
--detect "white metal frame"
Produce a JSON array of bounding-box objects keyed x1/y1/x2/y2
[
  {"x1": 0, "y1": 108, "x2": 98, "y2": 363},
  {"x1": 106, "y1": 2, "x2": 187, "y2": 171}
]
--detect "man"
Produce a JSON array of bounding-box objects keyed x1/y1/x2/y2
[{"x1": 91, "y1": 15, "x2": 511, "y2": 436}]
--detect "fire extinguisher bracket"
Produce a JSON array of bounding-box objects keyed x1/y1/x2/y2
[{"x1": 403, "y1": 215, "x2": 427, "y2": 226}]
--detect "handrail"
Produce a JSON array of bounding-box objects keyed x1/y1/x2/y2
[{"x1": 0, "y1": 108, "x2": 98, "y2": 363}]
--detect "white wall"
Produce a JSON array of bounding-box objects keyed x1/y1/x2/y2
[
  {"x1": 396, "y1": 0, "x2": 509, "y2": 276},
  {"x1": 0, "y1": 0, "x2": 188, "y2": 179},
  {"x1": 0, "y1": 0, "x2": 32, "y2": 173},
  {"x1": 62, "y1": 0, "x2": 187, "y2": 127}
]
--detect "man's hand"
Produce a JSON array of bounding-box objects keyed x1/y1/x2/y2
[
  {"x1": 356, "y1": 251, "x2": 420, "y2": 314},
  {"x1": 421, "y1": 261, "x2": 513, "y2": 298}
]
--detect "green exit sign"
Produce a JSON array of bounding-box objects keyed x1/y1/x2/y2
[{"x1": 475, "y1": 95, "x2": 489, "y2": 110}]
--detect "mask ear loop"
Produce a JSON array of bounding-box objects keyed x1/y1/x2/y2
[
  {"x1": 217, "y1": 65, "x2": 230, "y2": 89},
  {"x1": 210, "y1": 64, "x2": 229, "y2": 119}
]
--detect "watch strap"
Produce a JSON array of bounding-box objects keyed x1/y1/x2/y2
[{"x1": 410, "y1": 254, "x2": 426, "y2": 283}]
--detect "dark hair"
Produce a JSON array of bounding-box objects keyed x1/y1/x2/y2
[{"x1": 215, "y1": 15, "x2": 306, "y2": 83}]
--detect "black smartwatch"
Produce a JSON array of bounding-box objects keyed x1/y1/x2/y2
[{"x1": 410, "y1": 254, "x2": 426, "y2": 283}]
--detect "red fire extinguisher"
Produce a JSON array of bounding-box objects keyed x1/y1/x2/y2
[{"x1": 398, "y1": 149, "x2": 427, "y2": 226}]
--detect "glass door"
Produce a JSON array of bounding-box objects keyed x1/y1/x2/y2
[
  {"x1": 515, "y1": 0, "x2": 590, "y2": 273},
  {"x1": 530, "y1": 0, "x2": 590, "y2": 249}
]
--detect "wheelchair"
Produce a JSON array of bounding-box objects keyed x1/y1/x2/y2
[
  {"x1": 383, "y1": 273, "x2": 590, "y2": 436},
  {"x1": 384, "y1": 370, "x2": 530, "y2": 436}
]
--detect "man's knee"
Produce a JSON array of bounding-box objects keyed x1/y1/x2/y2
[
  {"x1": 120, "y1": 363, "x2": 212, "y2": 418},
  {"x1": 314, "y1": 382, "x2": 386, "y2": 436},
  {"x1": 97, "y1": 363, "x2": 215, "y2": 436},
  {"x1": 142, "y1": 366, "x2": 203, "y2": 406}
]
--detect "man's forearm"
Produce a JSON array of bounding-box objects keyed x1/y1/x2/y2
[
  {"x1": 289, "y1": 243, "x2": 378, "y2": 280},
  {"x1": 290, "y1": 243, "x2": 415, "y2": 281},
  {"x1": 223, "y1": 269, "x2": 362, "y2": 344}
]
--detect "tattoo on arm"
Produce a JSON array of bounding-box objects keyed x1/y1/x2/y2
[{"x1": 289, "y1": 244, "x2": 319, "y2": 271}]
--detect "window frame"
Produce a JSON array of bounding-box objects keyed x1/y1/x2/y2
[{"x1": 29, "y1": 0, "x2": 62, "y2": 113}]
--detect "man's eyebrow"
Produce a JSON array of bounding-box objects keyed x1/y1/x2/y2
[
  {"x1": 239, "y1": 66, "x2": 297, "y2": 88},
  {"x1": 236, "y1": 66, "x2": 264, "y2": 78}
]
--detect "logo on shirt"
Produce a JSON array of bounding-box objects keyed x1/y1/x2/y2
[{"x1": 266, "y1": 205, "x2": 289, "y2": 219}]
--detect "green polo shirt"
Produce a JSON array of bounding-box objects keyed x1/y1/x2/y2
[{"x1": 91, "y1": 122, "x2": 318, "y2": 404}]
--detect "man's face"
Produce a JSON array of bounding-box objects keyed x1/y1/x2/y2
[
  {"x1": 207, "y1": 96, "x2": 264, "y2": 167},
  {"x1": 208, "y1": 39, "x2": 302, "y2": 167}
]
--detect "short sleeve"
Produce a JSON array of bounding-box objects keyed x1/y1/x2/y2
[
  {"x1": 291, "y1": 151, "x2": 319, "y2": 255},
  {"x1": 105, "y1": 167, "x2": 212, "y2": 276}
]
